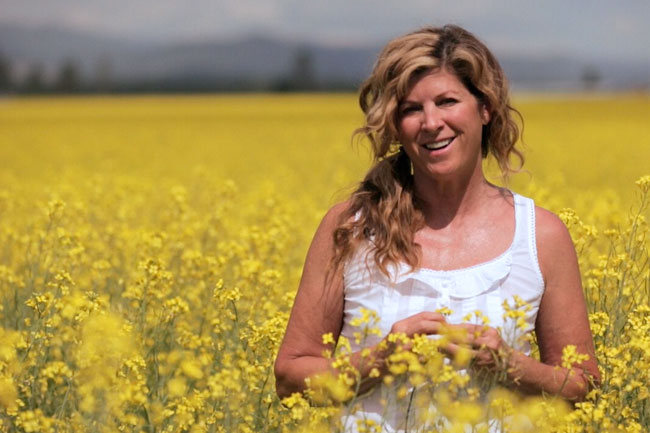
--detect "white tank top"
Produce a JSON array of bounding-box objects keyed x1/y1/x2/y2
[{"x1": 339, "y1": 192, "x2": 545, "y2": 432}]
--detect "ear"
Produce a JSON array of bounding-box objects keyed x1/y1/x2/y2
[{"x1": 480, "y1": 103, "x2": 491, "y2": 125}]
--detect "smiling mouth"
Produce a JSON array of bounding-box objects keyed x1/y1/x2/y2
[{"x1": 423, "y1": 137, "x2": 454, "y2": 151}]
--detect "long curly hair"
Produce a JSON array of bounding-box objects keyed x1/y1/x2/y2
[{"x1": 330, "y1": 25, "x2": 524, "y2": 278}]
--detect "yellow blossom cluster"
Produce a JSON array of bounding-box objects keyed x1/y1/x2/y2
[{"x1": 0, "y1": 93, "x2": 649, "y2": 432}]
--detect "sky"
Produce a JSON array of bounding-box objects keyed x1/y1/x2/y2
[{"x1": 1, "y1": 0, "x2": 649, "y2": 62}]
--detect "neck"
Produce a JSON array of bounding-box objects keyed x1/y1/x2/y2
[{"x1": 412, "y1": 166, "x2": 495, "y2": 230}]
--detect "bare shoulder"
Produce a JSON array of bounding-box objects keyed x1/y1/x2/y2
[
  {"x1": 311, "y1": 200, "x2": 351, "y2": 246},
  {"x1": 535, "y1": 206, "x2": 572, "y2": 244},
  {"x1": 320, "y1": 200, "x2": 351, "y2": 230},
  {"x1": 534, "y1": 205, "x2": 578, "y2": 286},
  {"x1": 300, "y1": 200, "x2": 352, "y2": 277}
]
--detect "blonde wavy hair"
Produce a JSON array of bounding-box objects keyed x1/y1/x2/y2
[{"x1": 331, "y1": 25, "x2": 524, "y2": 278}]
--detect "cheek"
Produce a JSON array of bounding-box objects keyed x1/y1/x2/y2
[
  {"x1": 453, "y1": 107, "x2": 484, "y2": 131},
  {"x1": 397, "y1": 119, "x2": 418, "y2": 142}
]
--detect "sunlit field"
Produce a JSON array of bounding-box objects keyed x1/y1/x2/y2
[{"x1": 0, "y1": 93, "x2": 648, "y2": 432}]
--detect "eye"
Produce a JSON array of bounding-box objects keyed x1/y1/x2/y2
[
  {"x1": 399, "y1": 104, "x2": 421, "y2": 116},
  {"x1": 437, "y1": 98, "x2": 458, "y2": 107}
]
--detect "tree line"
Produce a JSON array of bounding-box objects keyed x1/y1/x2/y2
[
  {"x1": 0, "y1": 54, "x2": 95, "y2": 94},
  {"x1": 0, "y1": 49, "x2": 355, "y2": 95}
]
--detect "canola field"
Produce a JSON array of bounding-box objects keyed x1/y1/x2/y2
[{"x1": 0, "y1": 93, "x2": 648, "y2": 432}]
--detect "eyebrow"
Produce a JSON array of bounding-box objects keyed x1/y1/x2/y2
[{"x1": 399, "y1": 91, "x2": 461, "y2": 106}]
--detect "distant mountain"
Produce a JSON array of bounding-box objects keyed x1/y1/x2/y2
[
  {"x1": 499, "y1": 55, "x2": 649, "y2": 91},
  {"x1": 111, "y1": 36, "x2": 378, "y2": 85},
  {"x1": 0, "y1": 23, "x2": 141, "y2": 74},
  {"x1": 0, "y1": 23, "x2": 379, "y2": 90},
  {"x1": 0, "y1": 23, "x2": 647, "y2": 92}
]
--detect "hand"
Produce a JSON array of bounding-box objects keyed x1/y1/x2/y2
[
  {"x1": 379, "y1": 312, "x2": 447, "y2": 355},
  {"x1": 442, "y1": 323, "x2": 513, "y2": 371},
  {"x1": 388, "y1": 311, "x2": 448, "y2": 338}
]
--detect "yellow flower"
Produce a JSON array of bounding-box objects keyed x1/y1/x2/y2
[
  {"x1": 168, "y1": 377, "x2": 188, "y2": 397},
  {"x1": 635, "y1": 174, "x2": 650, "y2": 192},
  {"x1": 0, "y1": 377, "x2": 18, "y2": 411}
]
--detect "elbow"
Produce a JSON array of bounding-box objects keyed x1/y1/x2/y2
[
  {"x1": 274, "y1": 357, "x2": 301, "y2": 400},
  {"x1": 274, "y1": 349, "x2": 332, "y2": 399},
  {"x1": 274, "y1": 374, "x2": 293, "y2": 400},
  {"x1": 566, "y1": 369, "x2": 601, "y2": 403},
  {"x1": 580, "y1": 368, "x2": 601, "y2": 401}
]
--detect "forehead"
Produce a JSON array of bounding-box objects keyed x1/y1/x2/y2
[{"x1": 403, "y1": 68, "x2": 469, "y2": 100}]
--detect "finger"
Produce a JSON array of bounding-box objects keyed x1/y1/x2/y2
[
  {"x1": 471, "y1": 348, "x2": 502, "y2": 368},
  {"x1": 397, "y1": 318, "x2": 448, "y2": 337},
  {"x1": 450, "y1": 324, "x2": 501, "y2": 347},
  {"x1": 396, "y1": 321, "x2": 446, "y2": 339},
  {"x1": 440, "y1": 342, "x2": 476, "y2": 367},
  {"x1": 414, "y1": 311, "x2": 447, "y2": 323},
  {"x1": 438, "y1": 329, "x2": 494, "y2": 360},
  {"x1": 453, "y1": 323, "x2": 491, "y2": 336},
  {"x1": 437, "y1": 324, "x2": 478, "y2": 344},
  {"x1": 391, "y1": 312, "x2": 444, "y2": 333},
  {"x1": 418, "y1": 319, "x2": 447, "y2": 336}
]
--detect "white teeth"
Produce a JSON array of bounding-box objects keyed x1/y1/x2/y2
[{"x1": 423, "y1": 138, "x2": 452, "y2": 150}]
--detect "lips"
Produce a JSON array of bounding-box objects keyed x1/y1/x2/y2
[{"x1": 422, "y1": 137, "x2": 454, "y2": 151}]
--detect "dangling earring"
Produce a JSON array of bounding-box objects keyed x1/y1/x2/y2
[
  {"x1": 406, "y1": 151, "x2": 414, "y2": 176},
  {"x1": 399, "y1": 145, "x2": 414, "y2": 176}
]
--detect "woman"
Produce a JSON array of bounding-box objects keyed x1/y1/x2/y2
[{"x1": 274, "y1": 25, "x2": 599, "y2": 430}]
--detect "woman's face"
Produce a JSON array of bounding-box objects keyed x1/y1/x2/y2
[{"x1": 396, "y1": 68, "x2": 490, "y2": 184}]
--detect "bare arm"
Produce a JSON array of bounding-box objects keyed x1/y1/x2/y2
[
  {"x1": 519, "y1": 207, "x2": 600, "y2": 399},
  {"x1": 274, "y1": 203, "x2": 347, "y2": 398},
  {"x1": 447, "y1": 207, "x2": 600, "y2": 401},
  {"x1": 274, "y1": 204, "x2": 448, "y2": 399}
]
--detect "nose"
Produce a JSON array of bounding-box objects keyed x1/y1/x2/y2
[{"x1": 422, "y1": 105, "x2": 444, "y2": 132}]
